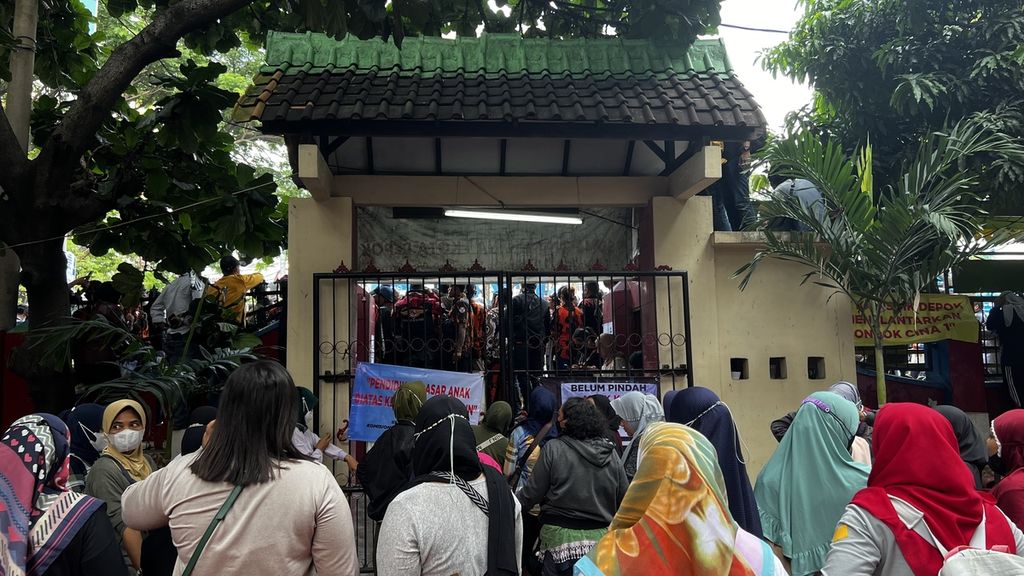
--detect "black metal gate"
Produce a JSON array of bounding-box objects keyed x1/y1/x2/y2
[{"x1": 311, "y1": 269, "x2": 692, "y2": 573}]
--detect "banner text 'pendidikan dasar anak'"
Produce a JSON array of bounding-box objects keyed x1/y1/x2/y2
[
  {"x1": 349, "y1": 363, "x2": 485, "y2": 442},
  {"x1": 851, "y1": 294, "x2": 978, "y2": 346}
]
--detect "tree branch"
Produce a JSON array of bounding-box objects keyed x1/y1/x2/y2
[{"x1": 36, "y1": 0, "x2": 255, "y2": 174}]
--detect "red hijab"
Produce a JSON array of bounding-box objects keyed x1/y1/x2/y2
[
  {"x1": 995, "y1": 409, "x2": 1024, "y2": 472},
  {"x1": 852, "y1": 403, "x2": 1013, "y2": 575}
]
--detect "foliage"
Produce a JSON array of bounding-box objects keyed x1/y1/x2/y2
[
  {"x1": 735, "y1": 116, "x2": 1024, "y2": 403},
  {"x1": 763, "y1": 0, "x2": 1024, "y2": 214},
  {"x1": 22, "y1": 316, "x2": 258, "y2": 411}
]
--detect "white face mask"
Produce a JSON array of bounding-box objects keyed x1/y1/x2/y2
[
  {"x1": 80, "y1": 422, "x2": 108, "y2": 453},
  {"x1": 304, "y1": 410, "x2": 315, "y2": 431},
  {"x1": 110, "y1": 429, "x2": 144, "y2": 453}
]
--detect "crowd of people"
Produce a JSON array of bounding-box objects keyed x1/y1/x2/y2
[
  {"x1": 9, "y1": 359, "x2": 1024, "y2": 575},
  {"x1": 374, "y1": 280, "x2": 645, "y2": 415}
]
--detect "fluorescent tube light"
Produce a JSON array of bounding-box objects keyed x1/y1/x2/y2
[{"x1": 444, "y1": 209, "x2": 583, "y2": 225}]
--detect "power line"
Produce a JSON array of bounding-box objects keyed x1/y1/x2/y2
[
  {"x1": 5, "y1": 178, "x2": 286, "y2": 250},
  {"x1": 719, "y1": 23, "x2": 790, "y2": 34}
]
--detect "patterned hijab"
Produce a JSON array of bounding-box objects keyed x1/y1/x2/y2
[
  {"x1": 100, "y1": 399, "x2": 152, "y2": 481},
  {"x1": 754, "y1": 391, "x2": 869, "y2": 575},
  {"x1": 0, "y1": 414, "x2": 104, "y2": 576},
  {"x1": 577, "y1": 423, "x2": 761, "y2": 575}
]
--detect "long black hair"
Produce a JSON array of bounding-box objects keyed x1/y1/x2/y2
[
  {"x1": 190, "y1": 360, "x2": 307, "y2": 485},
  {"x1": 560, "y1": 397, "x2": 607, "y2": 440}
]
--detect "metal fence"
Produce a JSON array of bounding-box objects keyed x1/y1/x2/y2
[
  {"x1": 312, "y1": 269, "x2": 693, "y2": 574},
  {"x1": 343, "y1": 485, "x2": 379, "y2": 574},
  {"x1": 312, "y1": 269, "x2": 693, "y2": 407}
]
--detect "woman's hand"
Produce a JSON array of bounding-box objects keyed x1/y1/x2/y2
[
  {"x1": 316, "y1": 433, "x2": 332, "y2": 452},
  {"x1": 344, "y1": 454, "x2": 359, "y2": 472}
]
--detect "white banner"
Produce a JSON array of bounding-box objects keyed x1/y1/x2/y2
[
  {"x1": 356, "y1": 207, "x2": 632, "y2": 271},
  {"x1": 560, "y1": 381, "x2": 659, "y2": 404}
]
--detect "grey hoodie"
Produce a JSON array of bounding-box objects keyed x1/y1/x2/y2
[{"x1": 517, "y1": 435, "x2": 629, "y2": 529}]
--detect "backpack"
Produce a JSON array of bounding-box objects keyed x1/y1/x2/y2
[{"x1": 939, "y1": 547, "x2": 1024, "y2": 575}]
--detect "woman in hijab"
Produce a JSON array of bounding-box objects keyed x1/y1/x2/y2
[
  {"x1": 63, "y1": 403, "x2": 107, "y2": 492},
  {"x1": 588, "y1": 394, "x2": 623, "y2": 455},
  {"x1": 771, "y1": 381, "x2": 873, "y2": 465},
  {"x1": 85, "y1": 399, "x2": 157, "y2": 573},
  {"x1": 505, "y1": 387, "x2": 559, "y2": 491},
  {"x1": 609, "y1": 391, "x2": 664, "y2": 480},
  {"x1": 291, "y1": 387, "x2": 359, "y2": 470},
  {"x1": 357, "y1": 380, "x2": 427, "y2": 522},
  {"x1": 377, "y1": 395, "x2": 522, "y2": 576},
  {"x1": 179, "y1": 405, "x2": 216, "y2": 456},
  {"x1": 669, "y1": 386, "x2": 762, "y2": 538},
  {"x1": 574, "y1": 423, "x2": 787, "y2": 576},
  {"x1": 0, "y1": 413, "x2": 128, "y2": 576},
  {"x1": 823, "y1": 403, "x2": 1024, "y2": 575},
  {"x1": 473, "y1": 400, "x2": 514, "y2": 468},
  {"x1": 505, "y1": 387, "x2": 558, "y2": 574},
  {"x1": 933, "y1": 405, "x2": 988, "y2": 489},
  {"x1": 755, "y1": 391, "x2": 869, "y2": 575},
  {"x1": 992, "y1": 409, "x2": 1024, "y2": 529}
]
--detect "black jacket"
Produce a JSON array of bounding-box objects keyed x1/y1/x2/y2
[
  {"x1": 357, "y1": 422, "x2": 416, "y2": 521},
  {"x1": 517, "y1": 436, "x2": 628, "y2": 529}
]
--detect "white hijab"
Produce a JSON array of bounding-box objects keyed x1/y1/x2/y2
[{"x1": 611, "y1": 392, "x2": 664, "y2": 436}]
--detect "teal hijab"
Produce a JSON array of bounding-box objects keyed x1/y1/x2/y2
[{"x1": 754, "y1": 391, "x2": 869, "y2": 576}]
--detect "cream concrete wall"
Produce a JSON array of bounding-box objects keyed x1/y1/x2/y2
[
  {"x1": 285, "y1": 190, "x2": 855, "y2": 479},
  {"x1": 649, "y1": 196, "x2": 856, "y2": 476},
  {"x1": 287, "y1": 197, "x2": 354, "y2": 480}
]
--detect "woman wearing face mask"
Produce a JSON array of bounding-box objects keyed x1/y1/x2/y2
[
  {"x1": 291, "y1": 387, "x2": 359, "y2": 472},
  {"x1": 62, "y1": 403, "x2": 108, "y2": 492},
  {"x1": 85, "y1": 399, "x2": 158, "y2": 573},
  {"x1": 1, "y1": 413, "x2": 129, "y2": 576}
]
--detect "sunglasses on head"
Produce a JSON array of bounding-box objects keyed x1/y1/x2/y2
[{"x1": 802, "y1": 397, "x2": 855, "y2": 450}]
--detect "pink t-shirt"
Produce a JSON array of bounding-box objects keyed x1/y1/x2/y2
[
  {"x1": 478, "y1": 451, "x2": 502, "y2": 473},
  {"x1": 122, "y1": 452, "x2": 358, "y2": 576}
]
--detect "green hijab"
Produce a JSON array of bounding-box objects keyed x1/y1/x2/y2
[
  {"x1": 393, "y1": 381, "x2": 426, "y2": 423},
  {"x1": 754, "y1": 391, "x2": 869, "y2": 576},
  {"x1": 473, "y1": 401, "x2": 514, "y2": 466}
]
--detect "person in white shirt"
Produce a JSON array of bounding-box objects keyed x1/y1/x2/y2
[
  {"x1": 150, "y1": 272, "x2": 204, "y2": 362},
  {"x1": 294, "y1": 387, "x2": 359, "y2": 471}
]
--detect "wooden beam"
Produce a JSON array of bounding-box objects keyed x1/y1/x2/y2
[
  {"x1": 328, "y1": 175, "x2": 668, "y2": 207},
  {"x1": 643, "y1": 140, "x2": 667, "y2": 163},
  {"x1": 623, "y1": 140, "x2": 635, "y2": 175},
  {"x1": 668, "y1": 144, "x2": 722, "y2": 200},
  {"x1": 297, "y1": 143, "x2": 335, "y2": 201},
  {"x1": 561, "y1": 140, "x2": 571, "y2": 176}
]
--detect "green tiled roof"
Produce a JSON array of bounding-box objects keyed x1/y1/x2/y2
[
  {"x1": 234, "y1": 31, "x2": 766, "y2": 141},
  {"x1": 263, "y1": 31, "x2": 733, "y2": 76}
]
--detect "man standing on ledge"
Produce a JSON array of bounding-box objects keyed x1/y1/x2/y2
[{"x1": 210, "y1": 255, "x2": 264, "y2": 326}]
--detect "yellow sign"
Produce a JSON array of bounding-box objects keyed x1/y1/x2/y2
[{"x1": 852, "y1": 294, "x2": 978, "y2": 346}]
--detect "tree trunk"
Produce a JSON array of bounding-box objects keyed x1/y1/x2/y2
[
  {"x1": 0, "y1": 250, "x2": 19, "y2": 330},
  {"x1": 871, "y1": 304, "x2": 886, "y2": 406},
  {"x1": 14, "y1": 238, "x2": 74, "y2": 412},
  {"x1": 8, "y1": 0, "x2": 38, "y2": 151}
]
